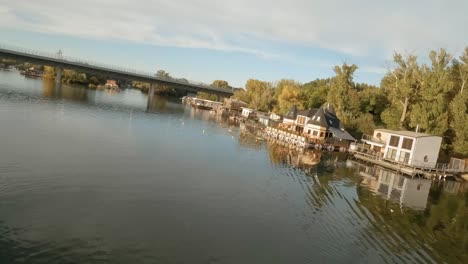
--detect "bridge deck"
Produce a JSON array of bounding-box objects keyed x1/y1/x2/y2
[{"x1": 0, "y1": 44, "x2": 233, "y2": 96}]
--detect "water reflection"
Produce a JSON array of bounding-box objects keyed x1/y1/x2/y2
[
  {"x1": 350, "y1": 160, "x2": 439, "y2": 210},
  {"x1": 1, "y1": 70, "x2": 467, "y2": 263}
]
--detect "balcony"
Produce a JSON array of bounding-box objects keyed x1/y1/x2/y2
[{"x1": 361, "y1": 134, "x2": 385, "y2": 145}]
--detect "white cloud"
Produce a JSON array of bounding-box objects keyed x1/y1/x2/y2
[{"x1": 0, "y1": 0, "x2": 467, "y2": 60}]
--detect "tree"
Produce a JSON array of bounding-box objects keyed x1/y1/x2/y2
[
  {"x1": 327, "y1": 63, "x2": 360, "y2": 125},
  {"x1": 450, "y1": 90, "x2": 468, "y2": 155},
  {"x1": 155, "y1": 70, "x2": 171, "y2": 79},
  {"x1": 300, "y1": 79, "x2": 330, "y2": 109},
  {"x1": 211, "y1": 80, "x2": 230, "y2": 89},
  {"x1": 409, "y1": 49, "x2": 453, "y2": 136},
  {"x1": 381, "y1": 53, "x2": 422, "y2": 129},
  {"x1": 276, "y1": 79, "x2": 301, "y2": 114},
  {"x1": 232, "y1": 79, "x2": 275, "y2": 112}
]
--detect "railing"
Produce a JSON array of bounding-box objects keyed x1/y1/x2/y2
[
  {"x1": 350, "y1": 143, "x2": 467, "y2": 173},
  {"x1": 0, "y1": 43, "x2": 233, "y2": 93},
  {"x1": 361, "y1": 134, "x2": 385, "y2": 144}
]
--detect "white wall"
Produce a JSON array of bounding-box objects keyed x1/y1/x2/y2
[
  {"x1": 373, "y1": 130, "x2": 390, "y2": 143},
  {"x1": 283, "y1": 118, "x2": 295, "y2": 124},
  {"x1": 411, "y1": 136, "x2": 442, "y2": 168}
]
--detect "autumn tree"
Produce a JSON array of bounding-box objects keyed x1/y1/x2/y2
[
  {"x1": 211, "y1": 80, "x2": 230, "y2": 89},
  {"x1": 276, "y1": 79, "x2": 302, "y2": 114}
]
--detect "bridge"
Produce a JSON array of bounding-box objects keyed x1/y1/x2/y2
[{"x1": 0, "y1": 44, "x2": 234, "y2": 108}]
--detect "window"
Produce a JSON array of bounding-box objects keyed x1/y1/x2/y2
[
  {"x1": 297, "y1": 116, "x2": 306, "y2": 124},
  {"x1": 307, "y1": 129, "x2": 311, "y2": 134},
  {"x1": 386, "y1": 148, "x2": 397, "y2": 160},
  {"x1": 320, "y1": 132, "x2": 324, "y2": 137},
  {"x1": 401, "y1": 138, "x2": 413, "y2": 150},
  {"x1": 317, "y1": 117, "x2": 321, "y2": 121},
  {"x1": 424, "y1": 155, "x2": 429, "y2": 162},
  {"x1": 389, "y1": 135, "x2": 400, "y2": 147},
  {"x1": 376, "y1": 133, "x2": 382, "y2": 139},
  {"x1": 399, "y1": 151, "x2": 410, "y2": 164}
]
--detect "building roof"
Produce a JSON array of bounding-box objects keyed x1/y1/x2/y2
[
  {"x1": 329, "y1": 127, "x2": 356, "y2": 141},
  {"x1": 307, "y1": 106, "x2": 341, "y2": 129},
  {"x1": 284, "y1": 105, "x2": 299, "y2": 119},
  {"x1": 375, "y1": 129, "x2": 440, "y2": 138},
  {"x1": 297, "y1": 108, "x2": 318, "y2": 118}
]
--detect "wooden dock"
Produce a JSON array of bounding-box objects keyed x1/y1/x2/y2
[{"x1": 350, "y1": 146, "x2": 466, "y2": 180}]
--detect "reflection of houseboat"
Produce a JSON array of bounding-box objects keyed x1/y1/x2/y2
[
  {"x1": 349, "y1": 161, "x2": 432, "y2": 210},
  {"x1": 20, "y1": 67, "x2": 44, "y2": 78}
]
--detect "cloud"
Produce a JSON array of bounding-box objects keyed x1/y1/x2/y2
[{"x1": 0, "y1": 0, "x2": 467, "y2": 61}]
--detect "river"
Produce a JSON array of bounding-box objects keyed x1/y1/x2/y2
[{"x1": 0, "y1": 70, "x2": 466, "y2": 264}]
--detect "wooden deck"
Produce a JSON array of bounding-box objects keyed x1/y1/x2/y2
[{"x1": 350, "y1": 147, "x2": 466, "y2": 180}]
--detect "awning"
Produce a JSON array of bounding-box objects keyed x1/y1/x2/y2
[{"x1": 329, "y1": 127, "x2": 356, "y2": 141}]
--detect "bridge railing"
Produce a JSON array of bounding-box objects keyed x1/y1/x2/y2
[{"x1": 0, "y1": 43, "x2": 232, "y2": 93}]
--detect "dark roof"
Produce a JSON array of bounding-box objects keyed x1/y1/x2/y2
[
  {"x1": 307, "y1": 106, "x2": 341, "y2": 129},
  {"x1": 284, "y1": 105, "x2": 298, "y2": 119},
  {"x1": 329, "y1": 127, "x2": 356, "y2": 141},
  {"x1": 297, "y1": 108, "x2": 318, "y2": 118}
]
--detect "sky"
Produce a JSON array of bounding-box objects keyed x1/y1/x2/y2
[{"x1": 0, "y1": 0, "x2": 467, "y2": 87}]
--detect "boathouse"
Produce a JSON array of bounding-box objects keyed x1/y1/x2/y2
[
  {"x1": 281, "y1": 104, "x2": 355, "y2": 144},
  {"x1": 282, "y1": 105, "x2": 317, "y2": 133},
  {"x1": 305, "y1": 105, "x2": 355, "y2": 142},
  {"x1": 361, "y1": 129, "x2": 442, "y2": 169},
  {"x1": 241, "y1": 107, "x2": 255, "y2": 118}
]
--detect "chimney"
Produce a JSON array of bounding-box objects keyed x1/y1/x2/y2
[{"x1": 415, "y1": 125, "x2": 419, "y2": 134}]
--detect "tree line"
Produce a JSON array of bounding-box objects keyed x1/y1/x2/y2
[{"x1": 229, "y1": 48, "x2": 468, "y2": 157}]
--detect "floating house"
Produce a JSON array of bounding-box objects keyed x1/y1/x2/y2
[
  {"x1": 281, "y1": 104, "x2": 355, "y2": 143},
  {"x1": 223, "y1": 98, "x2": 248, "y2": 116},
  {"x1": 361, "y1": 129, "x2": 442, "y2": 169},
  {"x1": 282, "y1": 105, "x2": 316, "y2": 132},
  {"x1": 241, "y1": 107, "x2": 255, "y2": 118},
  {"x1": 257, "y1": 112, "x2": 271, "y2": 126}
]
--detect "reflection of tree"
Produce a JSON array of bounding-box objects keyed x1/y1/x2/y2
[{"x1": 42, "y1": 79, "x2": 88, "y2": 102}]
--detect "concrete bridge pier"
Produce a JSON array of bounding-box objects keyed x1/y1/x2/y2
[
  {"x1": 55, "y1": 66, "x2": 63, "y2": 88},
  {"x1": 147, "y1": 83, "x2": 155, "y2": 111}
]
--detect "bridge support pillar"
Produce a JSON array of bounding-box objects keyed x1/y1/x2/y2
[
  {"x1": 147, "y1": 83, "x2": 155, "y2": 111},
  {"x1": 55, "y1": 66, "x2": 63, "y2": 88}
]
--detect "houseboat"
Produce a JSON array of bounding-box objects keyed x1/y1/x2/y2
[{"x1": 351, "y1": 128, "x2": 467, "y2": 179}]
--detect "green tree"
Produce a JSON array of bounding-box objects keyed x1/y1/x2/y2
[
  {"x1": 409, "y1": 49, "x2": 453, "y2": 136},
  {"x1": 327, "y1": 63, "x2": 360, "y2": 125},
  {"x1": 450, "y1": 90, "x2": 468, "y2": 155},
  {"x1": 381, "y1": 53, "x2": 422, "y2": 129},
  {"x1": 155, "y1": 70, "x2": 171, "y2": 79},
  {"x1": 300, "y1": 79, "x2": 330, "y2": 109}
]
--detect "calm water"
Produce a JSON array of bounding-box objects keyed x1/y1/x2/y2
[{"x1": 0, "y1": 70, "x2": 466, "y2": 264}]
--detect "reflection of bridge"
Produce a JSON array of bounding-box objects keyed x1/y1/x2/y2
[{"x1": 0, "y1": 44, "x2": 234, "y2": 108}]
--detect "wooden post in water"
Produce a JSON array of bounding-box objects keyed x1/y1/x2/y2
[
  {"x1": 147, "y1": 83, "x2": 155, "y2": 111},
  {"x1": 55, "y1": 66, "x2": 63, "y2": 88}
]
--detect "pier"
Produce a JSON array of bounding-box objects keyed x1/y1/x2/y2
[{"x1": 350, "y1": 143, "x2": 467, "y2": 180}]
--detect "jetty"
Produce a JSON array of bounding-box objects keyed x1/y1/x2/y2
[{"x1": 349, "y1": 129, "x2": 468, "y2": 180}]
